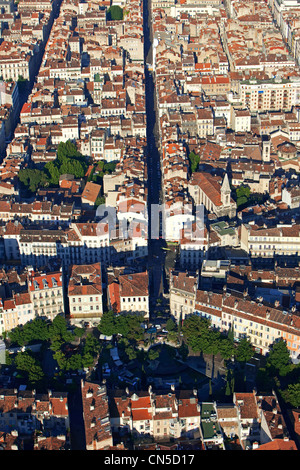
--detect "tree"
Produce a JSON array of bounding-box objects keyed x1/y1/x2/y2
[
  {"x1": 125, "y1": 345, "x2": 137, "y2": 361},
  {"x1": 98, "y1": 310, "x2": 116, "y2": 336},
  {"x1": 103, "y1": 162, "x2": 117, "y2": 173},
  {"x1": 282, "y1": 383, "x2": 300, "y2": 408},
  {"x1": 148, "y1": 348, "x2": 160, "y2": 361},
  {"x1": 95, "y1": 196, "x2": 105, "y2": 207},
  {"x1": 107, "y1": 5, "x2": 123, "y2": 20},
  {"x1": 188, "y1": 151, "x2": 200, "y2": 173},
  {"x1": 44, "y1": 141, "x2": 87, "y2": 186},
  {"x1": 218, "y1": 336, "x2": 235, "y2": 360},
  {"x1": 8, "y1": 327, "x2": 27, "y2": 346},
  {"x1": 82, "y1": 352, "x2": 94, "y2": 369},
  {"x1": 166, "y1": 317, "x2": 176, "y2": 332},
  {"x1": 19, "y1": 168, "x2": 49, "y2": 193},
  {"x1": 267, "y1": 339, "x2": 291, "y2": 376},
  {"x1": 233, "y1": 184, "x2": 251, "y2": 209},
  {"x1": 115, "y1": 314, "x2": 144, "y2": 341},
  {"x1": 65, "y1": 353, "x2": 83, "y2": 371},
  {"x1": 53, "y1": 350, "x2": 68, "y2": 370},
  {"x1": 73, "y1": 327, "x2": 85, "y2": 338},
  {"x1": 23, "y1": 317, "x2": 50, "y2": 343},
  {"x1": 49, "y1": 315, "x2": 72, "y2": 343},
  {"x1": 83, "y1": 333, "x2": 101, "y2": 358},
  {"x1": 178, "y1": 342, "x2": 189, "y2": 361},
  {"x1": 14, "y1": 351, "x2": 44, "y2": 385},
  {"x1": 236, "y1": 185, "x2": 250, "y2": 200},
  {"x1": 234, "y1": 338, "x2": 254, "y2": 363},
  {"x1": 57, "y1": 140, "x2": 83, "y2": 161},
  {"x1": 45, "y1": 162, "x2": 60, "y2": 185}
]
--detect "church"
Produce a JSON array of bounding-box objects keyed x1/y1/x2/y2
[{"x1": 188, "y1": 172, "x2": 236, "y2": 219}]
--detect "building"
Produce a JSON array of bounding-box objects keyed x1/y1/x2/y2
[
  {"x1": 281, "y1": 186, "x2": 300, "y2": 209},
  {"x1": 169, "y1": 270, "x2": 199, "y2": 323},
  {"x1": 233, "y1": 391, "x2": 260, "y2": 447},
  {"x1": 28, "y1": 268, "x2": 64, "y2": 322},
  {"x1": 194, "y1": 287, "x2": 300, "y2": 360},
  {"x1": 108, "y1": 271, "x2": 149, "y2": 318},
  {"x1": 188, "y1": 173, "x2": 237, "y2": 219},
  {"x1": 240, "y1": 223, "x2": 300, "y2": 258},
  {"x1": 81, "y1": 380, "x2": 113, "y2": 450},
  {"x1": 81, "y1": 181, "x2": 101, "y2": 208},
  {"x1": 239, "y1": 77, "x2": 300, "y2": 112},
  {"x1": 68, "y1": 263, "x2": 103, "y2": 326},
  {"x1": 200, "y1": 402, "x2": 225, "y2": 449},
  {"x1": 108, "y1": 388, "x2": 202, "y2": 442},
  {"x1": 0, "y1": 388, "x2": 69, "y2": 438}
]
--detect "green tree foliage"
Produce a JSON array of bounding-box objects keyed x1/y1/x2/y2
[
  {"x1": 233, "y1": 184, "x2": 268, "y2": 209},
  {"x1": 8, "y1": 317, "x2": 51, "y2": 346},
  {"x1": 281, "y1": 383, "x2": 300, "y2": 408},
  {"x1": 218, "y1": 336, "x2": 235, "y2": 360},
  {"x1": 45, "y1": 141, "x2": 87, "y2": 185},
  {"x1": 182, "y1": 315, "x2": 238, "y2": 360},
  {"x1": 107, "y1": 5, "x2": 123, "y2": 20},
  {"x1": 49, "y1": 315, "x2": 73, "y2": 343},
  {"x1": 95, "y1": 196, "x2": 105, "y2": 207},
  {"x1": 53, "y1": 350, "x2": 67, "y2": 370},
  {"x1": 98, "y1": 310, "x2": 116, "y2": 336},
  {"x1": 125, "y1": 345, "x2": 138, "y2": 361},
  {"x1": 82, "y1": 332, "x2": 101, "y2": 358},
  {"x1": 90, "y1": 161, "x2": 117, "y2": 186},
  {"x1": 14, "y1": 351, "x2": 44, "y2": 385},
  {"x1": 235, "y1": 338, "x2": 254, "y2": 363},
  {"x1": 18, "y1": 168, "x2": 49, "y2": 193},
  {"x1": 73, "y1": 327, "x2": 85, "y2": 338},
  {"x1": 148, "y1": 348, "x2": 160, "y2": 361},
  {"x1": 235, "y1": 185, "x2": 251, "y2": 209},
  {"x1": 98, "y1": 311, "x2": 144, "y2": 341},
  {"x1": 267, "y1": 339, "x2": 292, "y2": 376},
  {"x1": 188, "y1": 151, "x2": 200, "y2": 173},
  {"x1": 166, "y1": 317, "x2": 176, "y2": 332},
  {"x1": 19, "y1": 141, "x2": 87, "y2": 191},
  {"x1": 182, "y1": 315, "x2": 233, "y2": 357}
]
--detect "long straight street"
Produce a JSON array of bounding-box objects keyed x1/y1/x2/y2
[{"x1": 143, "y1": 0, "x2": 167, "y2": 313}]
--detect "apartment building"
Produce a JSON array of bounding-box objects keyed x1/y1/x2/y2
[
  {"x1": 68, "y1": 262, "x2": 103, "y2": 326},
  {"x1": 240, "y1": 223, "x2": 300, "y2": 258},
  {"x1": 28, "y1": 268, "x2": 64, "y2": 321},
  {"x1": 18, "y1": 222, "x2": 110, "y2": 268},
  {"x1": 230, "y1": 108, "x2": 251, "y2": 132},
  {"x1": 169, "y1": 270, "x2": 199, "y2": 322},
  {"x1": 195, "y1": 287, "x2": 300, "y2": 360},
  {"x1": 233, "y1": 392, "x2": 260, "y2": 446},
  {"x1": 108, "y1": 388, "x2": 201, "y2": 442},
  {"x1": 196, "y1": 108, "x2": 214, "y2": 138},
  {"x1": 179, "y1": 223, "x2": 209, "y2": 269},
  {"x1": 0, "y1": 53, "x2": 33, "y2": 81},
  {"x1": 239, "y1": 76, "x2": 300, "y2": 112},
  {"x1": 281, "y1": 186, "x2": 300, "y2": 208},
  {"x1": 0, "y1": 388, "x2": 69, "y2": 438},
  {"x1": 81, "y1": 380, "x2": 113, "y2": 450},
  {"x1": 118, "y1": 271, "x2": 149, "y2": 318}
]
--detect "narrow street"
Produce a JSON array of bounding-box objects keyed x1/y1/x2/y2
[{"x1": 143, "y1": 0, "x2": 167, "y2": 315}]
